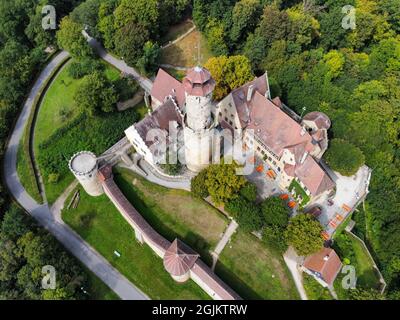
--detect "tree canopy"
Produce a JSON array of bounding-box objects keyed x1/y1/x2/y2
[
  {"x1": 205, "y1": 55, "x2": 254, "y2": 100},
  {"x1": 324, "y1": 139, "x2": 365, "y2": 176},
  {"x1": 285, "y1": 214, "x2": 324, "y2": 256}
]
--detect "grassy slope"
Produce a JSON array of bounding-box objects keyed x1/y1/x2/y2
[
  {"x1": 160, "y1": 30, "x2": 213, "y2": 67},
  {"x1": 161, "y1": 20, "x2": 194, "y2": 45},
  {"x1": 62, "y1": 187, "x2": 209, "y2": 300},
  {"x1": 34, "y1": 61, "x2": 120, "y2": 150},
  {"x1": 216, "y1": 231, "x2": 299, "y2": 300},
  {"x1": 303, "y1": 273, "x2": 333, "y2": 300},
  {"x1": 114, "y1": 167, "x2": 228, "y2": 264},
  {"x1": 32, "y1": 61, "x2": 122, "y2": 204},
  {"x1": 334, "y1": 231, "x2": 382, "y2": 299}
]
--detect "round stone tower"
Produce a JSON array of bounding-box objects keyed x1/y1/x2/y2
[
  {"x1": 182, "y1": 66, "x2": 216, "y2": 172},
  {"x1": 68, "y1": 151, "x2": 103, "y2": 196}
]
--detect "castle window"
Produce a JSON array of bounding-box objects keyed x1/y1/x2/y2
[
  {"x1": 230, "y1": 113, "x2": 234, "y2": 118},
  {"x1": 229, "y1": 120, "x2": 233, "y2": 125},
  {"x1": 219, "y1": 112, "x2": 222, "y2": 117},
  {"x1": 224, "y1": 117, "x2": 228, "y2": 122}
]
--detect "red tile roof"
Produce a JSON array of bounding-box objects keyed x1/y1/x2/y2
[
  {"x1": 295, "y1": 155, "x2": 335, "y2": 196},
  {"x1": 303, "y1": 112, "x2": 331, "y2": 130},
  {"x1": 134, "y1": 98, "x2": 182, "y2": 147},
  {"x1": 247, "y1": 91, "x2": 314, "y2": 158},
  {"x1": 151, "y1": 69, "x2": 185, "y2": 107},
  {"x1": 303, "y1": 248, "x2": 342, "y2": 286},
  {"x1": 163, "y1": 239, "x2": 199, "y2": 276},
  {"x1": 182, "y1": 67, "x2": 215, "y2": 97},
  {"x1": 230, "y1": 74, "x2": 268, "y2": 127}
]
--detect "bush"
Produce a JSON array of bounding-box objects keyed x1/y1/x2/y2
[
  {"x1": 67, "y1": 58, "x2": 104, "y2": 79},
  {"x1": 190, "y1": 169, "x2": 209, "y2": 199},
  {"x1": 48, "y1": 173, "x2": 60, "y2": 184},
  {"x1": 263, "y1": 225, "x2": 288, "y2": 254},
  {"x1": 239, "y1": 182, "x2": 258, "y2": 202},
  {"x1": 324, "y1": 139, "x2": 365, "y2": 176}
]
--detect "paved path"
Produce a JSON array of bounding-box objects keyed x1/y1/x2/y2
[
  {"x1": 283, "y1": 247, "x2": 308, "y2": 300},
  {"x1": 3, "y1": 51, "x2": 148, "y2": 300},
  {"x1": 211, "y1": 220, "x2": 238, "y2": 271},
  {"x1": 83, "y1": 31, "x2": 153, "y2": 93}
]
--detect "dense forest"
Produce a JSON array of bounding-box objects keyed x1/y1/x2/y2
[
  {"x1": 191, "y1": 0, "x2": 400, "y2": 298},
  {"x1": 0, "y1": 0, "x2": 399, "y2": 300}
]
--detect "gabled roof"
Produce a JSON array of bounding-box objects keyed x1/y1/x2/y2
[
  {"x1": 151, "y1": 69, "x2": 185, "y2": 107},
  {"x1": 132, "y1": 98, "x2": 182, "y2": 148},
  {"x1": 230, "y1": 74, "x2": 268, "y2": 127},
  {"x1": 295, "y1": 155, "x2": 335, "y2": 196},
  {"x1": 163, "y1": 239, "x2": 199, "y2": 276},
  {"x1": 303, "y1": 248, "x2": 342, "y2": 286},
  {"x1": 247, "y1": 91, "x2": 314, "y2": 158}
]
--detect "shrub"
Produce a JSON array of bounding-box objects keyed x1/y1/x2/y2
[
  {"x1": 190, "y1": 169, "x2": 209, "y2": 199},
  {"x1": 67, "y1": 58, "x2": 104, "y2": 79},
  {"x1": 48, "y1": 173, "x2": 60, "y2": 184},
  {"x1": 239, "y1": 182, "x2": 258, "y2": 202}
]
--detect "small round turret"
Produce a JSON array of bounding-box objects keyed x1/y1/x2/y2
[{"x1": 68, "y1": 151, "x2": 103, "y2": 196}]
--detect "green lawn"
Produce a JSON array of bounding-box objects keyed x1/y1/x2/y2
[
  {"x1": 114, "y1": 167, "x2": 228, "y2": 263},
  {"x1": 62, "y1": 186, "x2": 209, "y2": 300},
  {"x1": 333, "y1": 231, "x2": 382, "y2": 299},
  {"x1": 17, "y1": 141, "x2": 42, "y2": 203},
  {"x1": 289, "y1": 179, "x2": 310, "y2": 207},
  {"x1": 215, "y1": 231, "x2": 299, "y2": 300},
  {"x1": 32, "y1": 59, "x2": 137, "y2": 204},
  {"x1": 34, "y1": 60, "x2": 120, "y2": 150},
  {"x1": 303, "y1": 273, "x2": 333, "y2": 300},
  {"x1": 160, "y1": 30, "x2": 213, "y2": 67}
]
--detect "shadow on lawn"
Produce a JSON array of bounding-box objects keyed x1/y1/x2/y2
[
  {"x1": 214, "y1": 260, "x2": 262, "y2": 300},
  {"x1": 114, "y1": 172, "x2": 214, "y2": 265}
]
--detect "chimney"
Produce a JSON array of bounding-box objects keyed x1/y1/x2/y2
[
  {"x1": 323, "y1": 255, "x2": 329, "y2": 262},
  {"x1": 300, "y1": 152, "x2": 308, "y2": 164},
  {"x1": 247, "y1": 85, "x2": 255, "y2": 102}
]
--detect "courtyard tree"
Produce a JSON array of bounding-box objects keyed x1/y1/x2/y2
[
  {"x1": 324, "y1": 139, "x2": 365, "y2": 176},
  {"x1": 225, "y1": 196, "x2": 263, "y2": 232},
  {"x1": 261, "y1": 197, "x2": 290, "y2": 228},
  {"x1": 285, "y1": 213, "x2": 324, "y2": 256},
  {"x1": 74, "y1": 71, "x2": 118, "y2": 116},
  {"x1": 205, "y1": 163, "x2": 247, "y2": 205},
  {"x1": 205, "y1": 55, "x2": 254, "y2": 100},
  {"x1": 190, "y1": 169, "x2": 209, "y2": 199},
  {"x1": 57, "y1": 17, "x2": 93, "y2": 58},
  {"x1": 239, "y1": 182, "x2": 258, "y2": 202}
]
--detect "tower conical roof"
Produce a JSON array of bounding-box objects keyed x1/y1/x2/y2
[
  {"x1": 163, "y1": 239, "x2": 199, "y2": 276},
  {"x1": 183, "y1": 66, "x2": 215, "y2": 97}
]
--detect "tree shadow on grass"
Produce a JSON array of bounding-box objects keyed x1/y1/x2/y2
[{"x1": 214, "y1": 260, "x2": 263, "y2": 300}]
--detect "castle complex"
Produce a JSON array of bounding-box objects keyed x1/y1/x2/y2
[{"x1": 125, "y1": 67, "x2": 336, "y2": 203}]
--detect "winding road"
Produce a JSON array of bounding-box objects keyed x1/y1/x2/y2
[{"x1": 4, "y1": 51, "x2": 148, "y2": 300}]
